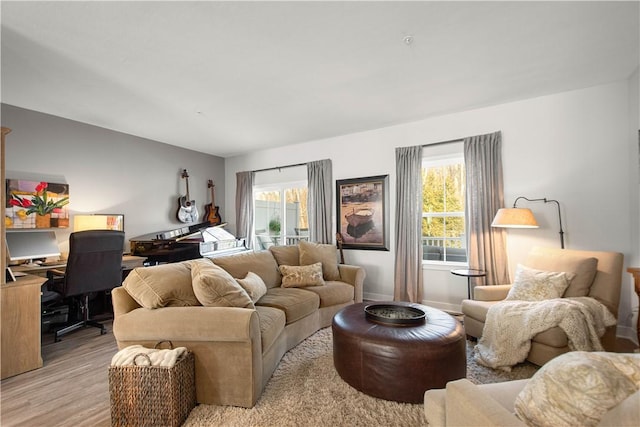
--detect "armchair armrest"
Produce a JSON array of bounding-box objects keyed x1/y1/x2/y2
[
  {"x1": 445, "y1": 379, "x2": 525, "y2": 427},
  {"x1": 473, "y1": 284, "x2": 512, "y2": 301},
  {"x1": 338, "y1": 264, "x2": 365, "y2": 303}
]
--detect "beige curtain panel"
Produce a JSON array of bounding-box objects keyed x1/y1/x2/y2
[{"x1": 394, "y1": 145, "x2": 424, "y2": 302}]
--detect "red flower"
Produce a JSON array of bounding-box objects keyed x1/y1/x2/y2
[
  {"x1": 52, "y1": 208, "x2": 62, "y2": 214},
  {"x1": 35, "y1": 182, "x2": 48, "y2": 192},
  {"x1": 10, "y1": 197, "x2": 32, "y2": 208}
]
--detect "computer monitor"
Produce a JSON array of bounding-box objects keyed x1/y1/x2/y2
[{"x1": 5, "y1": 230, "x2": 61, "y2": 263}]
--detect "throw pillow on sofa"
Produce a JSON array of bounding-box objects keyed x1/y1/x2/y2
[
  {"x1": 269, "y1": 245, "x2": 300, "y2": 267},
  {"x1": 280, "y1": 262, "x2": 325, "y2": 287},
  {"x1": 505, "y1": 264, "x2": 573, "y2": 301},
  {"x1": 191, "y1": 258, "x2": 254, "y2": 308},
  {"x1": 123, "y1": 261, "x2": 200, "y2": 309},
  {"x1": 236, "y1": 271, "x2": 268, "y2": 303},
  {"x1": 299, "y1": 240, "x2": 340, "y2": 281},
  {"x1": 514, "y1": 351, "x2": 640, "y2": 427}
]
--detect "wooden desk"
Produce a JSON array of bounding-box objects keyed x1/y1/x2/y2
[
  {"x1": 627, "y1": 267, "x2": 640, "y2": 347},
  {"x1": 11, "y1": 255, "x2": 146, "y2": 277},
  {"x1": 1, "y1": 256, "x2": 146, "y2": 379},
  {"x1": 1, "y1": 274, "x2": 46, "y2": 379}
]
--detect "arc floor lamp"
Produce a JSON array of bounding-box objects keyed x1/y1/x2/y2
[{"x1": 491, "y1": 196, "x2": 565, "y2": 249}]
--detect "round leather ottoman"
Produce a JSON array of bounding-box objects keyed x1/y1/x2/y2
[{"x1": 332, "y1": 302, "x2": 466, "y2": 403}]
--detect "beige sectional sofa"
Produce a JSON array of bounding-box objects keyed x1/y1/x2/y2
[{"x1": 111, "y1": 242, "x2": 365, "y2": 408}]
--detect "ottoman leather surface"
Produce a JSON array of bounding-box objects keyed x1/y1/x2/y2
[{"x1": 332, "y1": 302, "x2": 466, "y2": 403}]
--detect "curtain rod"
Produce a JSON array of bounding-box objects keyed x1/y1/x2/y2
[
  {"x1": 252, "y1": 162, "x2": 307, "y2": 173},
  {"x1": 422, "y1": 138, "x2": 464, "y2": 148}
]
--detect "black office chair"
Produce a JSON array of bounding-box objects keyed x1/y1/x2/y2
[{"x1": 47, "y1": 230, "x2": 125, "y2": 342}]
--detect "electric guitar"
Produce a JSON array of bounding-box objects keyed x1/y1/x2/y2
[
  {"x1": 177, "y1": 169, "x2": 199, "y2": 223},
  {"x1": 204, "y1": 179, "x2": 222, "y2": 226}
]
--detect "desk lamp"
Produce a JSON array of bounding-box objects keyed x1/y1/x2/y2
[
  {"x1": 491, "y1": 196, "x2": 565, "y2": 249},
  {"x1": 74, "y1": 214, "x2": 124, "y2": 232}
]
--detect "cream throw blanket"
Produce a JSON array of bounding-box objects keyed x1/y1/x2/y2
[
  {"x1": 474, "y1": 297, "x2": 616, "y2": 371},
  {"x1": 111, "y1": 345, "x2": 188, "y2": 368}
]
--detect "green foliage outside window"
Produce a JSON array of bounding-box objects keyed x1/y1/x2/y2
[{"x1": 422, "y1": 163, "x2": 465, "y2": 248}]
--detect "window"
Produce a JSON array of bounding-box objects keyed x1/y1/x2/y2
[
  {"x1": 422, "y1": 155, "x2": 467, "y2": 263},
  {"x1": 253, "y1": 181, "x2": 308, "y2": 250}
]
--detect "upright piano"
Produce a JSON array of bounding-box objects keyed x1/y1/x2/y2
[{"x1": 130, "y1": 222, "x2": 248, "y2": 264}]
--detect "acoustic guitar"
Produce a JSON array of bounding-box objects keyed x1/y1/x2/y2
[
  {"x1": 177, "y1": 169, "x2": 199, "y2": 223},
  {"x1": 204, "y1": 179, "x2": 222, "y2": 226}
]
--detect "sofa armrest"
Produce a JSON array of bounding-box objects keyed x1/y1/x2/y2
[
  {"x1": 338, "y1": 264, "x2": 365, "y2": 303},
  {"x1": 445, "y1": 379, "x2": 525, "y2": 427},
  {"x1": 112, "y1": 286, "x2": 141, "y2": 317},
  {"x1": 113, "y1": 305, "x2": 258, "y2": 342},
  {"x1": 473, "y1": 284, "x2": 512, "y2": 301},
  {"x1": 113, "y1": 305, "x2": 263, "y2": 407}
]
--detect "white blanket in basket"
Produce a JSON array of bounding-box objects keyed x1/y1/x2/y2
[
  {"x1": 474, "y1": 297, "x2": 616, "y2": 371},
  {"x1": 111, "y1": 345, "x2": 187, "y2": 368}
]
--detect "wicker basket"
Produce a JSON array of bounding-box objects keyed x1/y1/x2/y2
[{"x1": 109, "y1": 343, "x2": 196, "y2": 427}]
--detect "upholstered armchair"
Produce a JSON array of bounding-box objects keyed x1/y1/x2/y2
[
  {"x1": 461, "y1": 246, "x2": 624, "y2": 366},
  {"x1": 424, "y1": 351, "x2": 640, "y2": 427}
]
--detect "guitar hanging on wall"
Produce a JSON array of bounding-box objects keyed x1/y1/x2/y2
[
  {"x1": 204, "y1": 179, "x2": 222, "y2": 226},
  {"x1": 177, "y1": 169, "x2": 199, "y2": 223}
]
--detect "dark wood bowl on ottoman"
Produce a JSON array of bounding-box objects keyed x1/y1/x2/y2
[{"x1": 332, "y1": 302, "x2": 466, "y2": 403}]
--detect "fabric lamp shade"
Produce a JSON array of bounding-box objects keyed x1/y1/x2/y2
[{"x1": 491, "y1": 208, "x2": 539, "y2": 228}]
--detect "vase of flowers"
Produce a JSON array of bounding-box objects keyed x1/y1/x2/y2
[
  {"x1": 35, "y1": 213, "x2": 51, "y2": 228},
  {"x1": 9, "y1": 182, "x2": 69, "y2": 228}
]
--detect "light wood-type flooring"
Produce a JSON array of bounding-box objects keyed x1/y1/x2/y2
[
  {"x1": 1, "y1": 320, "x2": 638, "y2": 427},
  {"x1": 1, "y1": 321, "x2": 116, "y2": 427}
]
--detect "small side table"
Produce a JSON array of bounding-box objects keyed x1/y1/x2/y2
[{"x1": 451, "y1": 269, "x2": 486, "y2": 299}]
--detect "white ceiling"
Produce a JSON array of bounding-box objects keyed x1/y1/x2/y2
[{"x1": 1, "y1": 1, "x2": 638, "y2": 158}]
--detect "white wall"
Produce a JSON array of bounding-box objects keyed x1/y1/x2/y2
[
  {"x1": 2, "y1": 104, "x2": 225, "y2": 254},
  {"x1": 627, "y1": 68, "x2": 640, "y2": 343},
  {"x1": 224, "y1": 80, "x2": 638, "y2": 337}
]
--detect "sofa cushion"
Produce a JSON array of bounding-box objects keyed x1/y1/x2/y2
[
  {"x1": 299, "y1": 240, "x2": 340, "y2": 281},
  {"x1": 255, "y1": 305, "x2": 286, "y2": 355},
  {"x1": 514, "y1": 351, "x2": 640, "y2": 427},
  {"x1": 299, "y1": 281, "x2": 354, "y2": 307},
  {"x1": 123, "y1": 261, "x2": 199, "y2": 309},
  {"x1": 269, "y1": 245, "x2": 300, "y2": 266},
  {"x1": 280, "y1": 263, "x2": 325, "y2": 288},
  {"x1": 212, "y1": 250, "x2": 282, "y2": 288},
  {"x1": 256, "y1": 287, "x2": 320, "y2": 324},
  {"x1": 505, "y1": 264, "x2": 572, "y2": 301},
  {"x1": 525, "y1": 247, "x2": 598, "y2": 297},
  {"x1": 191, "y1": 259, "x2": 254, "y2": 309},
  {"x1": 236, "y1": 272, "x2": 268, "y2": 303}
]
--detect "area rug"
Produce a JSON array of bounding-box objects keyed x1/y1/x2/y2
[{"x1": 184, "y1": 327, "x2": 538, "y2": 427}]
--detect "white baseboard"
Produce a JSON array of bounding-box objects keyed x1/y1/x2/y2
[
  {"x1": 421, "y1": 300, "x2": 462, "y2": 314},
  {"x1": 363, "y1": 292, "x2": 393, "y2": 302}
]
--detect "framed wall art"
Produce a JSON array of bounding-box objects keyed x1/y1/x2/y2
[
  {"x1": 5, "y1": 179, "x2": 70, "y2": 229},
  {"x1": 336, "y1": 174, "x2": 389, "y2": 251}
]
